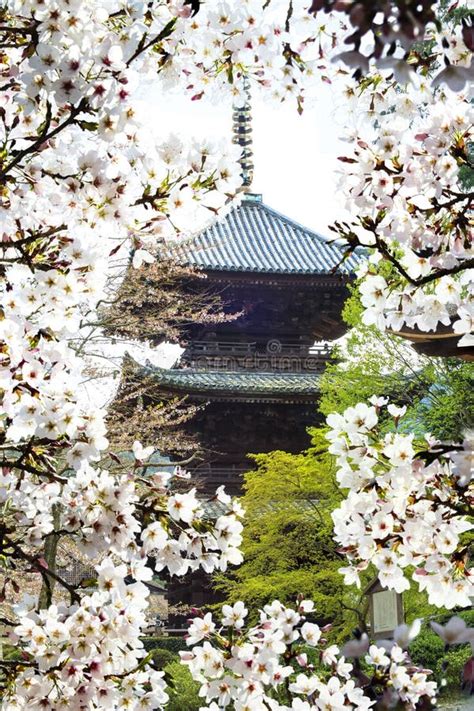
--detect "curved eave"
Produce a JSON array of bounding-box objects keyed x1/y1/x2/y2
[
  {"x1": 138, "y1": 364, "x2": 321, "y2": 404},
  {"x1": 389, "y1": 327, "x2": 474, "y2": 361},
  {"x1": 202, "y1": 270, "x2": 353, "y2": 288}
]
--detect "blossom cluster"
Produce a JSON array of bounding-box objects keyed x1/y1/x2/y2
[
  {"x1": 1, "y1": 450, "x2": 244, "y2": 708},
  {"x1": 0, "y1": 0, "x2": 247, "y2": 564},
  {"x1": 180, "y1": 599, "x2": 438, "y2": 710},
  {"x1": 1, "y1": 132, "x2": 241, "y2": 441},
  {"x1": 2, "y1": 453, "x2": 244, "y2": 579},
  {"x1": 0, "y1": 468, "x2": 61, "y2": 548},
  {"x1": 324, "y1": 0, "x2": 473, "y2": 88},
  {"x1": 141, "y1": 484, "x2": 244, "y2": 577},
  {"x1": 332, "y1": 76, "x2": 473, "y2": 347},
  {"x1": 328, "y1": 399, "x2": 474, "y2": 607},
  {"x1": 5, "y1": 0, "x2": 325, "y2": 141},
  {"x1": 1, "y1": 2, "x2": 267, "y2": 705},
  {"x1": 0, "y1": 0, "x2": 331, "y2": 478},
  {"x1": 154, "y1": 0, "x2": 328, "y2": 107},
  {"x1": 5, "y1": 569, "x2": 168, "y2": 711}
]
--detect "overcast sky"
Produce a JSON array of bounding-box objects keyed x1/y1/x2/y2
[
  {"x1": 85, "y1": 80, "x2": 350, "y2": 409},
  {"x1": 140, "y1": 80, "x2": 348, "y2": 236}
]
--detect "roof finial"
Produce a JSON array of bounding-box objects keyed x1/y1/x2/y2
[{"x1": 232, "y1": 77, "x2": 254, "y2": 191}]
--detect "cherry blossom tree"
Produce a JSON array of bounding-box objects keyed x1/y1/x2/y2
[
  {"x1": 331, "y1": 78, "x2": 473, "y2": 348},
  {"x1": 180, "y1": 599, "x2": 438, "y2": 710},
  {"x1": 1, "y1": 0, "x2": 472, "y2": 708},
  {"x1": 311, "y1": 0, "x2": 473, "y2": 80},
  {"x1": 0, "y1": 0, "x2": 319, "y2": 706},
  {"x1": 319, "y1": 5, "x2": 473, "y2": 700},
  {"x1": 323, "y1": 0, "x2": 473, "y2": 622},
  {"x1": 328, "y1": 399, "x2": 473, "y2": 606},
  {"x1": 328, "y1": 4, "x2": 473, "y2": 350}
]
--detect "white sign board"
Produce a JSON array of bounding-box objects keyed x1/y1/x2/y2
[{"x1": 372, "y1": 590, "x2": 399, "y2": 634}]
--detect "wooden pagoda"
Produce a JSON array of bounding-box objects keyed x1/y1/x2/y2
[
  {"x1": 135, "y1": 190, "x2": 360, "y2": 494},
  {"x1": 131, "y1": 91, "x2": 361, "y2": 494},
  {"x1": 124, "y1": 95, "x2": 362, "y2": 612}
]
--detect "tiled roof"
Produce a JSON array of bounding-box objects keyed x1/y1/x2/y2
[
  {"x1": 172, "y1": 195, "x2": 360, "y2": 275},
  {"x1": 140, "y1": 363, "x2": 320, "y2": 401},
  {"x1": 118, "y1": 449, "x2": 177, "y2": 474},
  {"x1": 172, "y1": 196, "x2": 360, "y2": 274}
]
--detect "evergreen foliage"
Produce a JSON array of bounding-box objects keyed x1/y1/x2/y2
[
  {"x1": 214, "y1": 286, "x2": 473, "y2": 641},
  {"x1": 409, "y1": 611, "x2": 474, "y2": 690},
  {"x1": 319, "y1": 287, "x2": 473, "y2": 441},
  {"x1": 142, "y1": 636, "x2": 188, "y2": 654},
  {"x1": 150, "y1": 648, "x2": 176, "y2": 670},
  {"x1": 164, "y1": 662, "x2": 202, "y2": 711},
  {"x1": 213, "y1": 431, "x2": 360, "y2": 638}
]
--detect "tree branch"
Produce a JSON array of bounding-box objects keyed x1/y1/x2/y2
[
  {"x1": 125, "y1": 18, "x2": 177, "y2": 67},
  {"x1": 0, "y1": 99, "x2": 88, "y2": 181},
  {"x1": 373, "y1": 235, "x2": 474, "y2": 287},
  {"x1": 6, "y1": 536, "x2": 80, "y2": 604}
]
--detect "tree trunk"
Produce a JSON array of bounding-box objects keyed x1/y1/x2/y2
[{"x1": 38, "y1": 504, "x2": 61, "y2": 609}]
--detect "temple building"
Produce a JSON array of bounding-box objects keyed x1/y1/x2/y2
[
  {"x1": 122, "y1": 97, "x2": 362, "y2": 613},
  {"x1": 137, "y1": 192, "x2": 359, "y2": 494},
  {"x1": 129, "y1": 96, "x2": 359, "y2": 500},
  {"x1": 133, "y1": 189, "x2": 361, "y2": 612},
  {"x1": 133, "y1": 97, "x2": 360, "y2": 496}
]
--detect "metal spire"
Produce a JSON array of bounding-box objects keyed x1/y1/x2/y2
[{"x1": 232, "y1": 78, "x2": 254, "y2": 190}]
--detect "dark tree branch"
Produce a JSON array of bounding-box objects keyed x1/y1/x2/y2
[
  {"x1": 374, "y1": 234, "x2": 474, "y2": 287},
  {"x1": 5, "y1": 224, "x2": 66, "y2": 249},
  {"x1": 125, "y1": 18, "x2": 177, "y2": 67},
  {"x1": 6, "y1": 536, "x2": 80, "y2": 604},
  {"x1": 0, "y1": 99, "x2": 88, "y2": 181}
]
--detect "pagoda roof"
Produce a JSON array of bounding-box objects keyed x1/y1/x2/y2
[
  {"x1": 173, "y1": 195, "x2": 360, "y2": 276},
  {"x1": 139, "y1": 362, "x2": 320, "y2": 403}
]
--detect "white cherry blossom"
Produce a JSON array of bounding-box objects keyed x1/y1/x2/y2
[
  {"x1": 329, "y1": 400, "x2": 474, "y2": 605},
  {"x1": 181, "y1": 601, "x2": 437, "y2": 710}
]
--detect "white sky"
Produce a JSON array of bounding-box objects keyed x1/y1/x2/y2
[
  {"x1": 85, "y1": 80, "x2": 351, "y2": 410},
  {"x1": 142, "y1": 81, "x2": 348, "y2": 235}
]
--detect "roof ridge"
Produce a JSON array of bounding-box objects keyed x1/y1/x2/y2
[
  {"x1": 142, "y1": 364, "x2": 319, "y2": 376},
  {"x1": 138, "y1": 363, "x2": 321, "y2": 399}
]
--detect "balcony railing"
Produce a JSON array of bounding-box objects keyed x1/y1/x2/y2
[
  {"x1": 185, "y1": 340, "x2": 332, "y2": 358},
  {"x1": 191, "y1": 341, "x2": 256, "y2": 355},
  {"x1": 179, "y1": 340, "x2": 332, "y2": 374},
  {"x1": 193, "y1": 466, "x2": 247, "y2": 485}
]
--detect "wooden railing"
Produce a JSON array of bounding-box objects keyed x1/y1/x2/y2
[
  {"x1": 185, "y1": 340, "x2": 332, "y2": 358},
  {"x1": 193, "y1": 466, "x2": 247, "y2": 486},
  {"x1": 190, "y1": 341, "x2": 256, "y2": 355}
]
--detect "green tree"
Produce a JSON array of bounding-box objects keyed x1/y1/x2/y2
[
  {"x1": 318, "y1": 287, "x2": 473, "y2": 628},
  {"x1": 215, "y1": 286, "x2": 472, "y2": 644},
  {"x1": 214, "y1": 431, "x2": 365, "y2": 640},
  {"x1": 409, "y1": 611, "x2": 474, "y2": 690},
  {"x1": 164, "y1": 662, "x2": 202, "y2": 711},
  {"x1": 319, "y1": 287, "x2": 473, "y2": 441}
]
